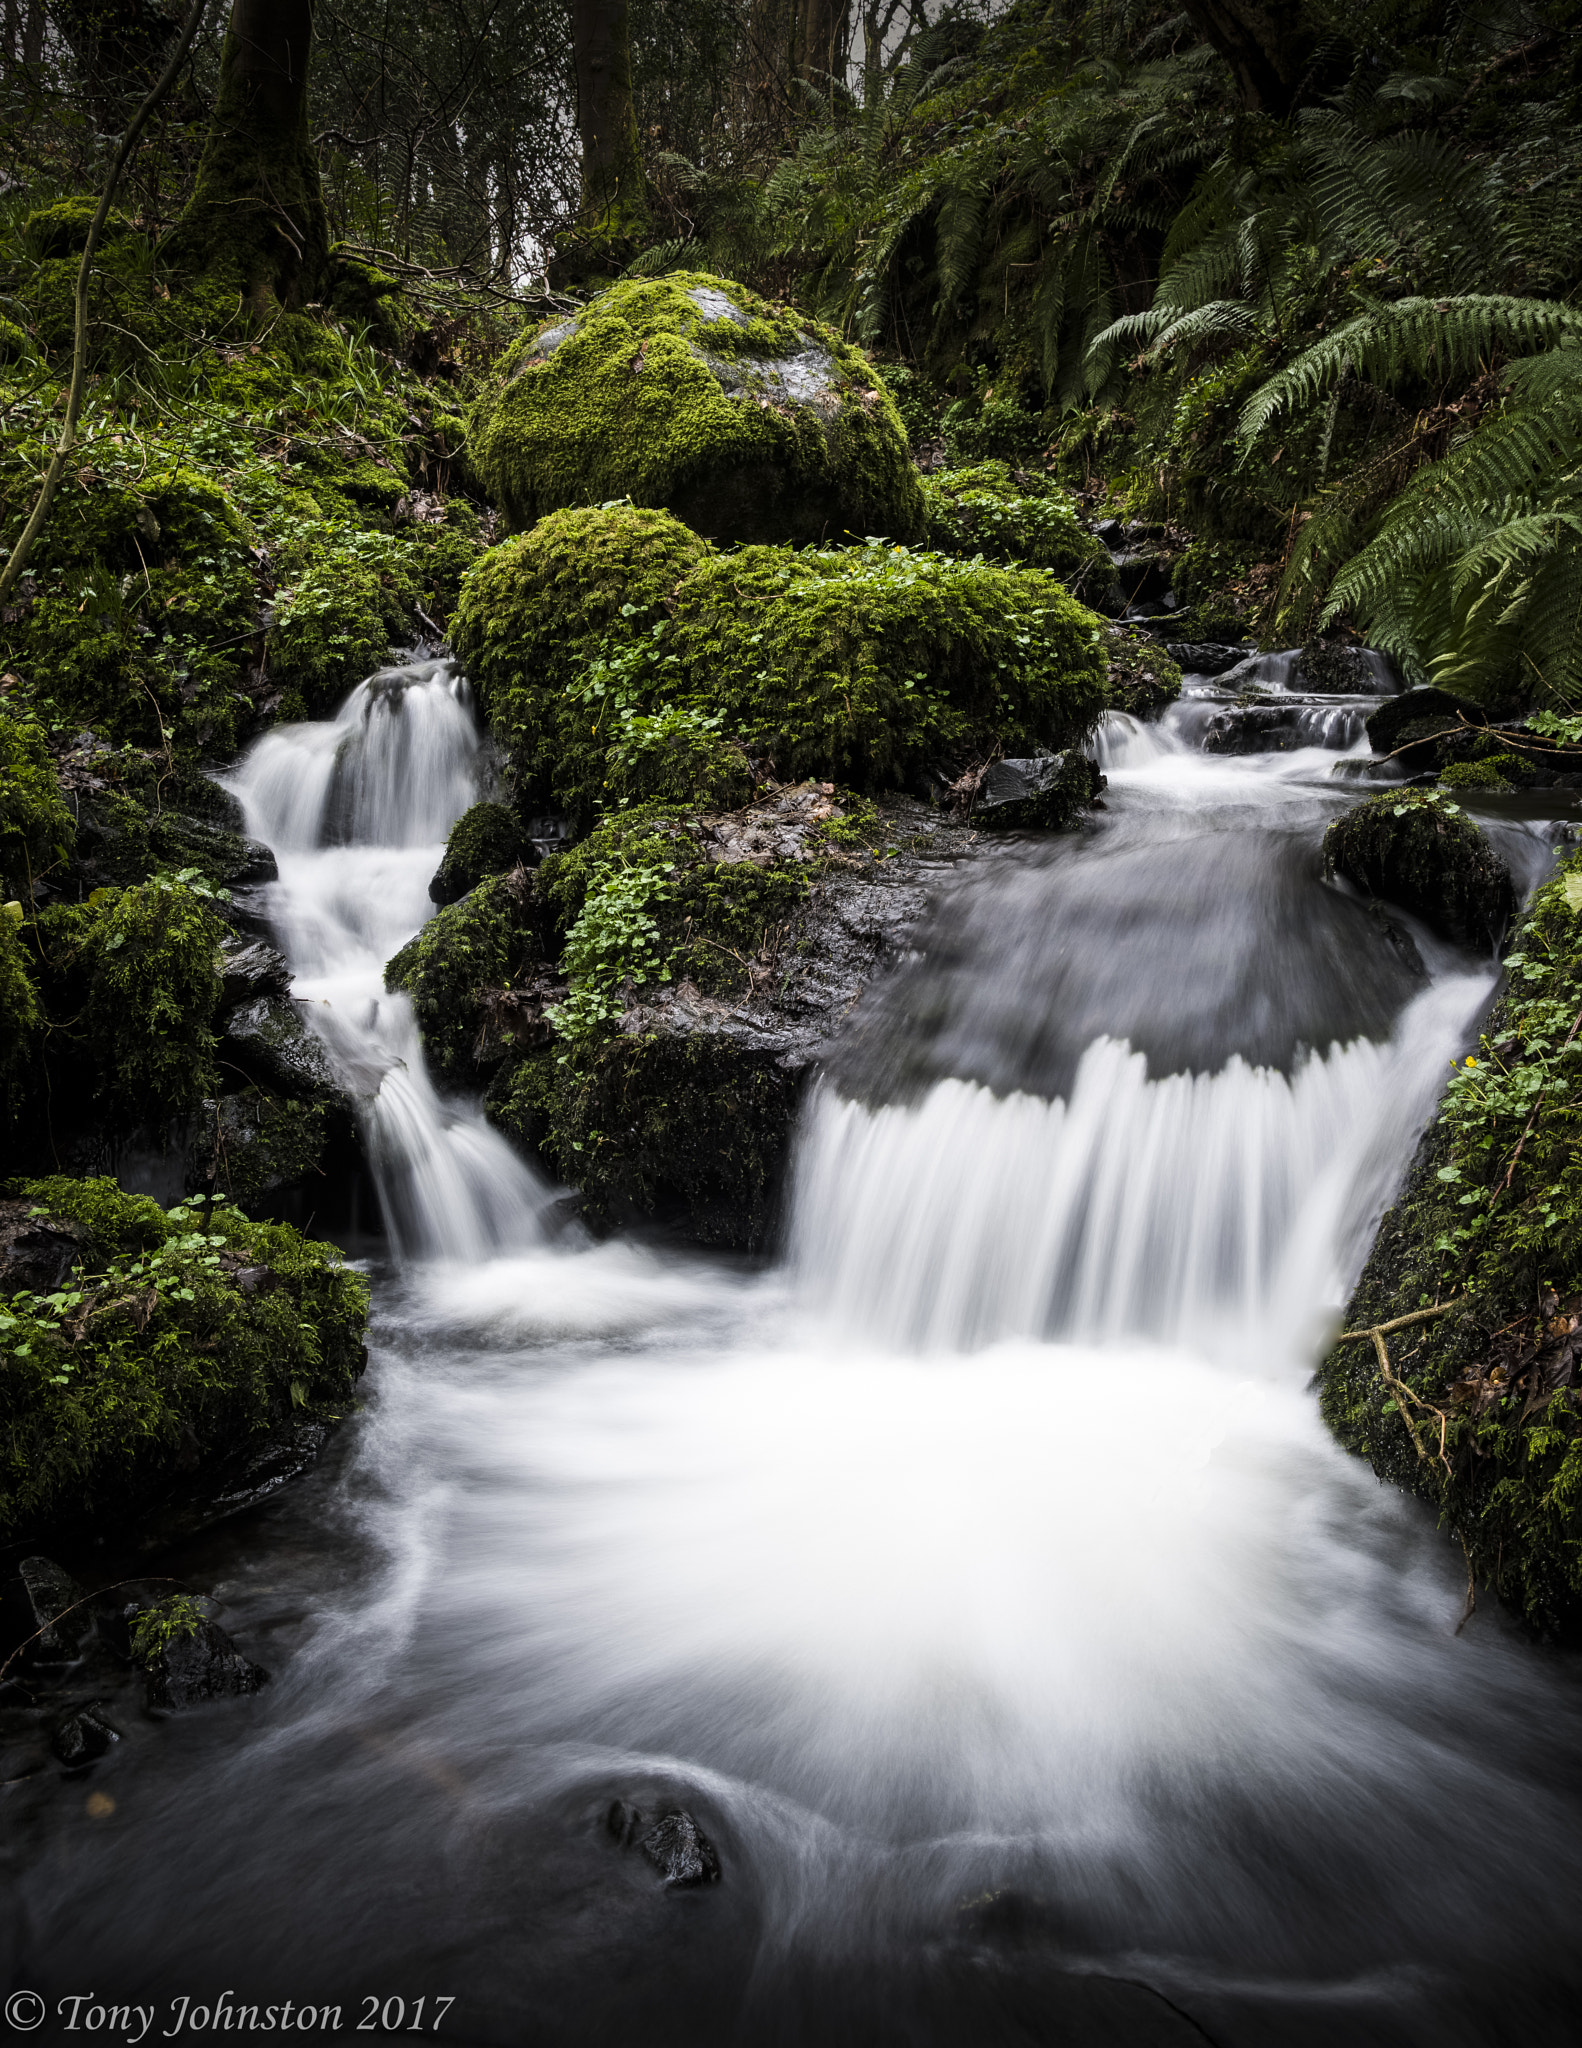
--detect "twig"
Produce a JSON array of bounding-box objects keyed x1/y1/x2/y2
[
  {"x1": 0, "y1": 0, "x2": 214, "y2": 606},
  {"x1": 1337, "y1": 1305, "x2": 1457, "y2": 1473},
  {"x1": 0, "y1": 1576, "x2": 183, "y2": 1687}
]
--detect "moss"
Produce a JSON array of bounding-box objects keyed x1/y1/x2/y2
[
  {"x1": 1440, "y1": 756, "x2": 1520, "y2": 791},
  {"x1": 1102, "y1": 624, "x2": 1183, "y2": 720},
  {"x1": 0, "y1": 912, "x2": 41, "y2": 1079},
  {"x1": 429, "y1": 801, "x2": 526, "y2": 905},
  {"x1": 1319, "y1": 854, "x2": 1582, "y2": 1636},
  {"x1": 23, "y1": 199, "x2": 137, "y2": 261},
  {"x1": 455, "y1": 505, "x2": 1110, "y2": 817},
  {"x1": 922, "y1": 461, "x2": 1111, "y2": 594},
  {"x1": 33, "y1": 877, "x2": 224, "y2": 1124},
  {"x1": 0, "y1": 1176, "x2": 367, "y2": 1538},
  {"x1": 467, "y1": 271, "x2": 925, "y2": 545},
  {"x1": 1323, "y1": 789, "x2": 1515, "y2": 949},
  {"x1": 0, "y1": 706, "x2": 74, "y2": 901},
  {"x1": 384, "y1": 869, "x2": 546, "y2": 1089},
  {"x1": 544, "y1": 1032, "x2": 799, "y2": 1245},
  {"x1": 194, "y1": 1091, "x2": 329, "y2": 1209}
]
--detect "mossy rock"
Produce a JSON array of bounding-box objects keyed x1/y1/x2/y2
[
  {"x1": 1102, "y1": 625, "x2": 1183, "y2": 720},
  {"x1": 0, "y1": 912, "x2": 41, "y2": 1081},
  {"x1": 1364, "y1": 687, "x2": 1488, "y2": 769},
  {"x1": 453, "y1": 505, "x2": 1110, "y2": 816},
  {"x1": 466, "y1": 271, "x2": 925, "y2": 545},
  {"x1": 0, "y1": 1175, "x2": 367, "y2": 1539},
  {"x1": 1440, "y1": 755, "x2": 1529, "y2": 792},
  {"x1": 429, "y1": 801, "x2": 527, "y2": 905},
  {"x1": 1318, "y1": 853, "x2": 1582, "y2": 1637},
  {"x1": 384, "y1": 870, "x2": 548, "y2": 1089},
  {"x1": 1323, "y1": 790, "x2": 1515, "y2": 949},
  {"x1": 23, "y1": 198, "x2": 138, "y2": 261}
]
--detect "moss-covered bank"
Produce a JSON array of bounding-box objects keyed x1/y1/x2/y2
[
  {"x1": 0, "y1": 1176, "x2": 367, "y2": 1539},
  {"x1": 1320, "y1": 854, "x2": 1582, "y2": 1636}
]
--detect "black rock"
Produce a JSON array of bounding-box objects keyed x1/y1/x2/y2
[
  {"x1": 1165, "y1": 641, "x2": 1256, "y2": 676},
  {"x1": 141, "y1": 1615, "x2": 268, "y2": 1710},
  {"x1": 606, "y1": 1800, "x2": 721, "y2": 1886},
  {"x1": 222, "y1": 996, "x2": 338, "y2": 1099},
  {"x1": 973, "y1": 751, "x2": 1105, "y2": 832},
  {"x1": 50, "y1": 1703, "x2": 118, "y2": 1767},
  {"x1": 0, "y1": 1202, "x2": 86, "y2": 1294},
  {"x1": 18, "y1": 1558, "x2": 90, "y2": 1656},
  {"x1": 1364, "y1": 687, "x2": 1489, "y2": 763},
  {"x1": 219, "y1": 936, "x2": 293, "y2": 1012}
]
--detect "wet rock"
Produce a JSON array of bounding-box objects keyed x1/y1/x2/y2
[
  {"x1": 1164, "y1": 641, "x2": 1257, "y2": 675},
  {"x1": 0, "y1": 1200, "x2": 86, "y2": 1294},
  {"x1": 189, "y1": 1087, "x2": 329, "y2": 1206},
  {"x1": 969, "y1": 750, "x2": 1105, "y2": 831},
  {"x1": 607, "y1": 1800, "x2": 721, "y2": 1887},
  {"x1": 1323, "y1": 791, "x2": 1516, "y2": 949},
  {"x1": 18, "y1": 1557, "x2": 91, "y2": 1656},
  {"x1": 50, "y1": 1703, "x2": 118, "y2": 1767},
  {"x1": 222, "y1": 996, "x2": 338, "y2": 1099},
  {"x1": 151, "y1": 812, "x2": 278, "y2": 886},
  {"x1": 136, "y1": 1606, "x2": 268, "y2": 1710},
  {"x1": 1299, "y1": 639, "x2": 1394, "y2": 694},
  {"x1": 1103, "y1": 624, "x2": 1183, "y2": 719},
  {"x1": 218, "y1": 935, "x2": 292, "y2": 1012},
  {"x1": 1364, "y1": 687, "x2": 1489, "y2": 771}
]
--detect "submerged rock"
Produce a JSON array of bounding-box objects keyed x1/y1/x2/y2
[
  {"x1": 606, "y1": 1799, "x2": 721, "y2": 1887},
  {"x1": 467, "y1": 270, "x2": 924, "y2": 546},
  {"x1": 50, "y1": 1702, "x2": 118, "y2": 1767},
  {"x1": 1323, "y1": 790, "x2": 1515, "y2": 949}
]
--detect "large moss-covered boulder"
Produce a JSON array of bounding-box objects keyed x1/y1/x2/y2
[
  {"x1": 466, "y1": 272, "x2": 926, "y2": 545},
  {"x1": 453, "y1": 505, "x2": 1110, "y2": 817},
  {"x1": 921, "y1": 461, "x2": 1111, "y2": 595},
  {"x1": 1323, "y1": 789, "x2": 1515, "y2": 949}
]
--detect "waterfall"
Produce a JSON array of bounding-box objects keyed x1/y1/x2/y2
[{"x1": 226, "y1": 659, "x2": 555, "y2": 1260}]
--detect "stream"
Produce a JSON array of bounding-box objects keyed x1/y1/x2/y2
[{"x1": 14, "y1": 661, "x2": 1582, "y2": 2046}]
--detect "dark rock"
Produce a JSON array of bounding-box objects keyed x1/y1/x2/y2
[
  {"x1": 218, "y1": 935, "x2": 293, "y2": 1012},
  {"x1": 1364, "y1": 687, "x2": 1488, "y2": 767},
  {"x1": 189, "y1": 1087, "x2": 330, "y2": 1207},
  {"x1": 1165, "y1": 641, "x2": 1256, "y2": 675},
  {"x1": 428, "y1": 800, "x2": 528, "y2": 905},
  {"x1": 1299, "y1": 640, "x2": 1394, "y2": 694},
  {"x1": 607, "y1": 1800, "x2": 721, "y2": 1886},
  {"x1": 18, "y1": 1558, "x2": 90, "y2": 1656},
  {"x1": 0, "y1": 1201, "x2": 86, "y2": 1294},
  {"x1": 1324, "y1": 792, "x2": 1516, "y2": 949},
  {"x1": 50, "y1": 1703, "x2": 118, "y2": 1767},
  {"x1": 971, "y1": 750, "x2": 1105, "y2": 831},
  {"x1": 139, "y1": 1612, "x2": 268, "y2": 1710},
  {"x1": 151, "y1": 812, "x2": 278, "y2": 886},
  {"x1": 222, "y1": 996, "x2": 339, "y2": 1099}
]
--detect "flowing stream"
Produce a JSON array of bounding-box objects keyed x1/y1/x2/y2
[{"x1": 17, "y1": 661, "x2": 1582, "y2": 2045}]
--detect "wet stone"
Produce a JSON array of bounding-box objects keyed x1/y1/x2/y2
[
  {"x1": 50, "y1": 1703, "x2": 118, "y2": 1768},
  {"x1": 0, "y1": 1201, "x2": 86, "y2": 1294},
  {"x1": 142, "y1": 1616, "x2": 268, "y2": 1711},
  {"x1": 606, "y1": 1800, "x2": 722, "y2": 1887},
  {"x1": 18, "y1": 1557, "x2": 90, "y2": 1656},
  {"x1": 218, "y1": 936, "x2": 293, "y2": 1012},
  {"x1": 223, "y1": 995, "x2": 338, "y2": 1099}
]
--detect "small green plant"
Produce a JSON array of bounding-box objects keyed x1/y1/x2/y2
[{"x1": 129, "y1": 1593, "x2": 206, "y2": 1664}]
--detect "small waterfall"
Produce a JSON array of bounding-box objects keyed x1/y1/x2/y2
[
  {"x1": 791, "y1": 971, "x2": 1489, "y2": 1357},
  {"x1": 227, "y1": 660, "x2": 554, "y2": 1259}
]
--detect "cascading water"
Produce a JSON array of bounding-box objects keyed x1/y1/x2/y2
[
  {"x1": 225, "y1": 659, "x2": 554, "y2": 1259},
  {"x1": 20, "y1": 660, "x2": 1582, "y2": 2046}
]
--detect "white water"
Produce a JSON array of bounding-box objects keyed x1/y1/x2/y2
[
  {"x1": 226, "y1": 661, "x2": 554, "y2": 1258},
  {"x1": 67, "y1": 664, "x2": 1582, "y2": 2037}
]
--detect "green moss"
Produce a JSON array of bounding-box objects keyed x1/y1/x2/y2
[
  {"x1": 0, "y1": 911, "x2": 41, "y2": 1079},
  {"x1": 197, "y1": 1091, "x2": 329, "y2": 1209},
  {"x1": 1319, "y1": 854, "x2": 1582, "y2": 1636},
  {"x1": 922, "y1": 461, "x2": 1111, "y2": 593},
  {"x1": 384, "y1": 870, "x2": 545, "y2": 1089},
  {"x1": 0, "y1": 706, "x2": 73, "y2": 901},
  {"x1": 1323, "y1": 788, "x2": 1515, "y2": 949},
  {"x1": 429, "y1": 801, "x2": 526, "y2": 905},
  {"x1": 23, "y1": 199, "x2": 137, "y2": 261},
  {"x1": 455, "y1": 505, "x2": 1110, "y2": 817},
  {"x1": 467, "y1": 271, "x2": 925, "y2": 545},
  {"x1": 33, "y1": 877, "x2": 224, "y2": 1123},
  {"x1": 1102, "y1": 624, "x2": 1183, "y2": 719},
  {"x1": 0, "y1": 1176, "x2": 367, "y2": 1537}
]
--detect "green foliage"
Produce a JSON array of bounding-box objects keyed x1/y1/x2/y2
[
  {"x1": 0, "y1": 706, "x2": 74, "y2": 902},
  {"x1": 456, "y1": 503, "x2": 1109, "y2": 817},
  {"x1": 0, "y1": 1177, "x2": 368, "y2": 1537},
  {"x1": 1321, "y1": 854, "x2": 1582, "y2": 1634},
  {"x1": 129, "y1": 1594, "x2": 206, "y2": 1664},
  {"x1": 33, "y1": 877, "x2": 224, "y2": 1123},
  {"x1": 922, "y1": 461, "x2": 1110, "y2": 588},
  {"x1": 466, "y1": 270, "x2": 925, "y2": 544},
  {"x1": 0, "y1": 912, "x2": 41, "y2": 1080}
]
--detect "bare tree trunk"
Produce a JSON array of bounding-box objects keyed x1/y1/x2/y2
[
  {"x1": 796, "y1": 0, "x2": 848, "y2": 100},
  {"x1": 163, "y1": 0, "x2": 329, "y2": 309},
  {"x1": 571, "y1": 0, "x2": 645, "y2": 235},
  {"x1": 1179, "y1": 0, "x2": 1314, "y2": 115}
]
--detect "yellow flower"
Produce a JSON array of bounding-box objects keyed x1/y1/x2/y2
[{"x1": 1465, "y1": 1056, "x2": 1478, "y2": 1067}]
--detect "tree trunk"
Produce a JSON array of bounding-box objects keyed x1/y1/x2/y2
[
  {"x1": 571, "y1": 0, "x2": 645, "y2": 236},
  {"x1": 1179, "y1": 0, "x2": 1314, "y2": 115},
  {"x1": 56, "y1": 1, "x2": 179, "y2": 124},
  {"x1": 797, "y1": 0, "x2": 848, "y2": 97},
  {"x1": 163, "y1": 0, "x2": 328, "y2": 309}
]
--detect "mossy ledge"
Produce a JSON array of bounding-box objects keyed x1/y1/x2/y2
[
  {"x1": 466, "y1": 271, "x2": 925, "y2": 545},
  {"x1": 1319, "y1": 853, "x2": 1582, "y2": 1637},
  {"x1": 0, "y1": 1176, "x2": 368, "y2": 1541}
]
